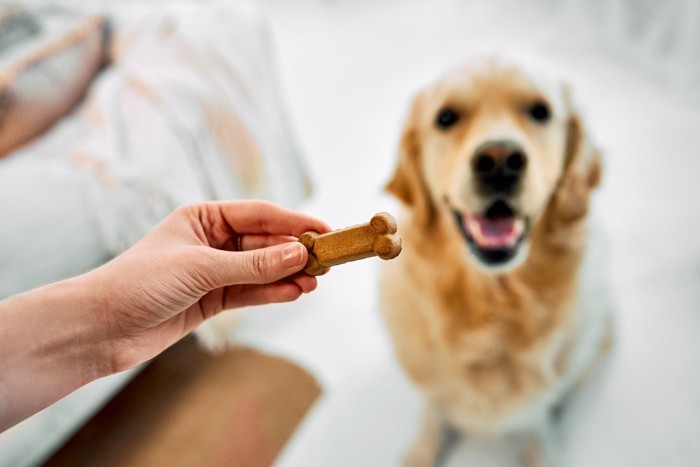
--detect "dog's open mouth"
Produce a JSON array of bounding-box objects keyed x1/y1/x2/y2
[{"x1": 453, "y1": 200, "x2": 528, "y2": 266}]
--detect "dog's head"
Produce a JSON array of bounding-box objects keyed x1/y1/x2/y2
[{"x1": 388, "y1": 57, "x2": 601, "y2": 270}]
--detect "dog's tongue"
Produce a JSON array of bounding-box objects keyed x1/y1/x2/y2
[{"x1": 464, "y1": 215, "x2": 523, "y2": 249}]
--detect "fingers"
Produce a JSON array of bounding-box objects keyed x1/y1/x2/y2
[
  {"x1": 215, "y1": 200, "x2": 331, "y2": 237},
  {"x1": 239, "y1": 234, "x2": 298, "y2": 251},
  {"x1": 180, "y1": 201, "x2": 330, "y2": 251},
  {"x1": 224, "y1": 283, "x2": 302, "y2": 308},
  {"x1": 286, "y1": 271, "x2": 318, "y2": 292},
  {"x1": 223, "y1": 274, "x2": 318, "y2": 309},
  {"x1": 202, "y1": 241, "x2": 309, "y2": 288}
]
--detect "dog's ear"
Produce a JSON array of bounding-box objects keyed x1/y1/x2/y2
[
  {"x1": 386, "y1": 91, "x2": 436, "y2": 227},
  {"x1": 548, "y1": 86, "x2": 603, "y2": 225},
  {"x1": 564, "y1": 106, "x2": 602, "y2": 190}
]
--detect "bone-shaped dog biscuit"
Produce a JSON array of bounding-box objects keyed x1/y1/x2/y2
[{"x1": 298, "y1": 212, "x2": 402, "y2": 276}]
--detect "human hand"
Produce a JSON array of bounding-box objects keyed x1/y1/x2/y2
[
  {"x1": 86, "y1": 200, "x2": 330, "y2": 374},
  {"x1": 0, "y1": 200, "x2": 330, "y2": 430}
]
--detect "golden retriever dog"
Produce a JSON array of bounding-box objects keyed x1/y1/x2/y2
[{"x1": 380, "y1": 56, "x2": 613, "y2": 467}]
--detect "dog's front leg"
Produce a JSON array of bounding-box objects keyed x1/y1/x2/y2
[
  {"x1": 405, "y1": 402, "x2": 456, "y2": 467},
  {"x1": 519, "y1": 418, "x2": 562, "y2": 467}
]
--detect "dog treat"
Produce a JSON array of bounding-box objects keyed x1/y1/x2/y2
[{"x1": 299, "y1": 212, "x2": 402, "y2": 275}]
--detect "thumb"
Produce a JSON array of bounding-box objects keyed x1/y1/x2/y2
[{"x1": 204, "y1": 241, "x2": 309, "y2": 287}]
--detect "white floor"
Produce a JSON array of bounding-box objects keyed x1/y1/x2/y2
[{"x1": 227, "y1": 1, "x2": 700, "y2": 466}]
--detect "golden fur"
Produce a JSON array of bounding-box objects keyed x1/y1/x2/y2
[{"x1": 380, "y1": 57, "x2": 610, "y2": 466}]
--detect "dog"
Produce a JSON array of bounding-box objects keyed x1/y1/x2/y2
[{"x1": 380, "y1": 56, "x2": 613, "y2": 467}]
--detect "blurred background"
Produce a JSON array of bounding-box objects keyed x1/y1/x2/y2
[{"x1": 1, "y1": 0, "x2": 699, "y2": 466}]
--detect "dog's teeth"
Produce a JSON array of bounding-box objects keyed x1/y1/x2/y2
[
  {"x1": 514, "y1": 219, "x2": 525, "y2": 236},
  {"x1": 466, "y1": 218, "x2": 482, "y2": 241}
]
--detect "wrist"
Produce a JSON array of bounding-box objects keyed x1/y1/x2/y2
[
  {"x1": 66, "y1": 272, "x2": 119, "y2": 379},
  {"x1": 0, "y1": 273, "x2": 114, "y2": 429}
]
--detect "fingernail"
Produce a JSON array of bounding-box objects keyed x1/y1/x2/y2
[{"x1": 283, "y1": 243, "x2": 304, "y2": 267}]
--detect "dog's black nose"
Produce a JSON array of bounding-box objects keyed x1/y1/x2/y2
[{"x1": 472, "y1": 140, "x2": 527, "y2": 195}]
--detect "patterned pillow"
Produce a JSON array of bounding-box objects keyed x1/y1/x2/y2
[{"x1": 0, "y1": 8, "x2": 107, "y2": 158}]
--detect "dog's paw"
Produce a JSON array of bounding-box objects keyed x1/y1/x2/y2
[
  {"x1": 520, "y1": 428, "x2": 560, "y2": 467},
  {"x1": 192, "y1": 311, "x2": 239, "y2": 353},
  {"x1": 404, "y1": 442, "x2": 441, "y2": 467},
  {"x1": 522, "y1": 451, "x2": 554, "y2": 467}
]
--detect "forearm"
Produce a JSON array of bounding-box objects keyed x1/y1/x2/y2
[{"x1": 0, "y1": 275, "x2": 112, "y2": 431}]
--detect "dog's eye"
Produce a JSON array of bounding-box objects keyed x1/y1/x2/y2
[
  {"x1": 435, "y1": 107, "x2": 459, "y2": 129},
  {"x1": 527, "y1": 101, "x2": 550, "y2": 123}
]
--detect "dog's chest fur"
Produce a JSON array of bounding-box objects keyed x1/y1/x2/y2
[{"x1": 380, "y1": 216, "x2": 586, "y2": 434}]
